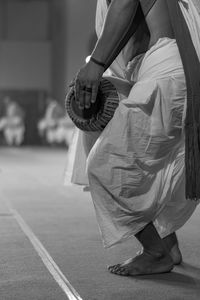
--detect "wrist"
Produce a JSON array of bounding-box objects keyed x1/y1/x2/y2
[{"x1": 89, "y1": 56, "x2": 106, "y2": 70}]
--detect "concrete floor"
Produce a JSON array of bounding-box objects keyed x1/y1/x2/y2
[{"x1": 0, "y1": 147, "x2": 200, "y2": 300}]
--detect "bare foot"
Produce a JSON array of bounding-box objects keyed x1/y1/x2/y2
[
  {"x1": 163, "y1": 233, "x2": 182, "y2": 265},
  {"x1": 108, "y1": 251, "x2": 174, "y2": 276},
  {"x1": 137, "y1": 244, "x2": 182, "y2": 265},
  {"x1": 137, "y1": 233, "x2": 182, "y2": 265},
  {"x1": 167, "y1": 242, "x2": 182, "y2": 265}
]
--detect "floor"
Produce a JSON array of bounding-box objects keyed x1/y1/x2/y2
[{"x1": 0, "y1": 147, "x2": 200, "y2": 300}]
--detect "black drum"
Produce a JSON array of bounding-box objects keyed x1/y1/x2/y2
[{"x1": 65, "y1": 78, "x2": 119, "y2": 131}]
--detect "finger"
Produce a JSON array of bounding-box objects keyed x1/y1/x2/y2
[
  {"x1": 91, "y1": 82, "x2": 99, "y2": 104},
  {"x1": 75, "y1": 80, "x2": 84, "y2": 105},
  {"x1": 79, "y1": 88, "x2": 85, "y2": 110},
  {"x1": 84, "y1": 91, "x2": 92, "y2": 109},
  {"x1": 84, "y1": 86, "x2": 92, "y2": 109}
]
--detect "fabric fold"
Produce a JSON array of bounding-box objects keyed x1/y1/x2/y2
[{"x1": 87, "y1": 38, "x2": 197, "y2": 248}]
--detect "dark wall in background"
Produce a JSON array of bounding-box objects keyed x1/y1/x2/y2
[
  {"x1": 66, "y1": 0, "x2": 97, "y2": 89},
  {"x1": 0, "y1": 0, "x2": 51, "y2": 91},
  {"x1": 50, "y1": 0, "x2": 68, "y2": 103},
  {"x1": 0, "y1": 0, "x2": 97, "y2": 145},
  {"x1": 0, "y1": 0, "x2": 97, "y2": 101}
]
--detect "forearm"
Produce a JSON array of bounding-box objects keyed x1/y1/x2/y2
[
  {"x1": 91, "y1": 0, "x2": 139, "y2": 65},
  {"x1": 73, "y1": 0, "x2": 139, "y2": 109}
]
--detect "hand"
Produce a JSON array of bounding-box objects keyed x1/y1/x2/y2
[{"x1": 74, "y1": 60, "x2": 104, "y2": 110}]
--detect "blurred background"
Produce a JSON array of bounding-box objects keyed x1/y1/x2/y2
[
  {"x1": 1, "y1": 3, "x2": 200, "y2": 300},
  {"x1": 0, "y1": 0, "x2": 97, "y2": 148}
]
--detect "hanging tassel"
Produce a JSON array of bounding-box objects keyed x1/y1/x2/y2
[
  {"x1": 166, "y1": 0, "x2": 200, "y2": 201},
  {"x1": 185, "y1": 94, "x2": 200, "y2": 200}
]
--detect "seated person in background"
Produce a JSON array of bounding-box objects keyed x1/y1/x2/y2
[
  {"x1": 0, "y1": 98, "x2": 25, "y2": 146},
  {"x1": 38, "y1": 97, "x2": 74, "y2": 147}
]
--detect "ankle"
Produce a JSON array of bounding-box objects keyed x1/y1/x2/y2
[
  {"x1": 135, "y1": 223, "x2": 172, "y2": 261},
  {"x1": 143, "y1": 248, "x2": 169, "y2": 259}
]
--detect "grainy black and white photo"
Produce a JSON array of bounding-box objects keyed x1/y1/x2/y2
[{"x1": 0, "y1": 0, "x2": 200, "y2": 299}]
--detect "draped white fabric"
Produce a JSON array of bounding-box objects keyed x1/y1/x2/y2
[
  {"x1": 87, "y1": 38, "x2": 197, "y2": 247},
  {"x1": 64, "y1": 0, "x2": 200, "y2": 248},
  {"x1": 64, "y1": 0, "x2": 200, "y2": 187}
]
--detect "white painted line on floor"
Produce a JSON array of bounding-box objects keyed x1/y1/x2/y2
[{"x1": 8, "y1": 204, "x2": 83, "y2": 300}]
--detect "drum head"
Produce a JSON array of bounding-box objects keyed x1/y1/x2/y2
[{"x1": 65, "y1": 78, "x2": 119, "y2": 131}]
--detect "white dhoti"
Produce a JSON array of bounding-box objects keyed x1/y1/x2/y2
[
  {"x1": 86, "y1": 38, "x2": 197, "y2": 248},
  {"x1": 64, "y1": 0, "x2": 200, "y2": 247}
]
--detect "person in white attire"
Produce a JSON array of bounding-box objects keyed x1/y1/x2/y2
[
  {"x1": 0, "y1": 99, "x2": 25, "y2": 146},
  {"x1": 38, "y1": 98, "x2": 74, "y2": 146},
  {"x1": 67, "y1": 0, "x2": 200, "y2": 276}
]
